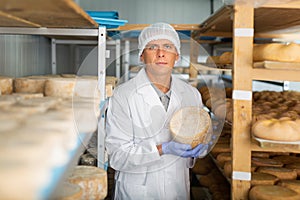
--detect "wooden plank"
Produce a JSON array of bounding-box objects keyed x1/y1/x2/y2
[
  {"x1": 252, "y1": 68, "x2": 300, "y2": 82},
  {"x1": 111, "y1": 24, "x2": 201, "y2": 31},
  {"x1": 0, "y1": 10, "x2": 40, "y2": 27},
  {"x1": 254, "y1": 61, "x2": 300, "y2": 70},
  {"x1": 251, "y1": 140, "x2": 300, "y2": 153},
  {"x1": 259, "y1": 1, "x2": 300, "y2": 9},
  {"x1": 199, "y1": 5, "x2": 300, "y2": 36},
  {"x1": 231, "y1": 4, "x2": 253, "y2": 200},
  {"x1": 254, "y1": 7, "x2": 300, "y2": 33},
  {"x1": 0, "y1": 0, "x2": 98, "y2": 28},
  {"x1": 189, "y1": 39, "x2": 199, "y2": 79}
]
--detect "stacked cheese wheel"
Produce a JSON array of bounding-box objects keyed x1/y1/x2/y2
[
  {"x1": 0, "y1": 74, "x2": 115, "y2": 199},
  {"x1": 199, "y1": 86, "x2": 300, "y2": 141},
  {"x1": 207, "y1": 42, "x2": 300, "y2": 65}
]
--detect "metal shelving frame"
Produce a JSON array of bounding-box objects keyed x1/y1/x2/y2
[{"x1": 0, "y1": 26, "x2": 107, "y2": 199}]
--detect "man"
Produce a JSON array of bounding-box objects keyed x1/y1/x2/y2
[{"x1": 105, "y1": 22, "x2": 208, "y2": 200}]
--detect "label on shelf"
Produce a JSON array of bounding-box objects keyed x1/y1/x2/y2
[
  {"x1": 232, "y1": 90, "x2": 252, "y2": 101},
  {"x1": 232, "y1": 171, "x2": 251, "y2": 181},
  {"x1": 234, "y1": 28, "x2": 254, "y2": 37}
]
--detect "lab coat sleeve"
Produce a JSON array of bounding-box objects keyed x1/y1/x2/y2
[{"x1": 105, "y1": 92, "x2": 161, "y2": 173}]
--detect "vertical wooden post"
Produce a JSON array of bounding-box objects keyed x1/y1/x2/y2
[
  {"x1": 189, "y1": 36, "x2": 199, "y2": 79},
  {"x1": 231, "y1": 3, "x2": 254, "y2": 200}
]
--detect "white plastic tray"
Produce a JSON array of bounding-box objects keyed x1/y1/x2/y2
[{"x1": 253, "y1": 135, "x2": 300, "y2": 150}]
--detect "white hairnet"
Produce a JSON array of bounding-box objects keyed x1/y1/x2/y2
[{"x1": 138, "y1": 22, "x2": 181, "y2": 58}]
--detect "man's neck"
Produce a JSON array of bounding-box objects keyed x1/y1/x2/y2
[{"x1": 145, "y1": 70, "x2": 171, "y2": 93}]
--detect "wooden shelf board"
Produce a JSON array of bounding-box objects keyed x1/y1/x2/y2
[
  {"x1": 252, "y1": 68, "x2": 300, "y2": 82},
  {"x1": 199, "y1": 5, "x2": 300, "y2": 37},
  {"x1": 0, "y1": 0, "x2": 98, "y2": 28},
  {"x1": 191, "y1": 62, "x2": 232, "y2": 72},
  {"x1": 110, "y1": 24, "x2": 201, "y2": 31},
  {"x1": 251, "y1": 139, "x2": 300, "y2": 153}
]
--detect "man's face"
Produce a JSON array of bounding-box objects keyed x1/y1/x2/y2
[{"x1": 140, "y1": 39, "x2": 179, "y2": 74}]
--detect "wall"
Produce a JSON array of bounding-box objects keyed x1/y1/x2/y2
[
  {"x1": 0, "y1": 35, "x2": 51, "y2": 77},
  {"x1": 79, "y1": 0, "x2": 224, "y2": 24}
]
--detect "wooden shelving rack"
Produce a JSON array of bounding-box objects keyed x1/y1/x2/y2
[{"x1": 195, "y1": 1, "x2": 300, "y2": 199}]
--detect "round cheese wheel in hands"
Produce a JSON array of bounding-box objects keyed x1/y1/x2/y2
[{"x1": 170, "y1": 106, "x2": 212, "y2": 148}]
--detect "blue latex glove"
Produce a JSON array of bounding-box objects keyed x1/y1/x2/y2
[{"x1": 162, "y1": 141, "x2": 208, "y2": 158}]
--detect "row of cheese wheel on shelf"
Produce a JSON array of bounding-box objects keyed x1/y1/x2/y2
[
  {"x1": 0, "y1": 74, "x2": 117, "y2": 199},
  {"x1": 0, "y1": 97, "x2": 98, "y2": 199},
  {"x1": 199, "y1": 86, "x2": 300, "y2": 142},
  {"x1": 206, "y1": 42, "x2": 300, "y2": 65},
  {"x1": 206, "y1": 126, "x2": 300, "y2": 199},
  {"x1": 0, "y1": 74, "x2": 118, "y2": 98}
]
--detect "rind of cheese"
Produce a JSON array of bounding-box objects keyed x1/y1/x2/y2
[
  {"x1": 68, "y1": 166, "x2": 107, "y2": 200},
  {"x1": 14, "y1": 77, "x2": 46, "y2": 94},
  {"x1": 257, "y1": 167, "x2": 298, "y2": 180},
  {"x1": 251, "y1": 172, "x2": 279, "y2": 186},
  {"x1": 0, "y1": 95, "x2": 19, "y2": 107},
  {"x1": 53, "y1": 182, "x2": 83, "y2": 200},
  {"x1": 279, "y1": 180, "x2": 300, "y2": 194},
  {"x1": 170, "y1": 107, "x2": 211, "y2": 148},
  {"x1": 0, "y1": 76, "x2": 13, "y2": 94},
  {"x1": 251, "y1": 157, "x2": 284, "y2": 167},
  {"x1": 252, "y1": 118, "x2": 300, "y2": 141},
  {"x1": 45, "y1": 78, "x2": 76, "y2": 98},
  {"x1": 253, "y1": 43, "x2": 300, "y2": 63},
  {"x1": 249, "y1": 185, "x2": 300, "y2": 200}
]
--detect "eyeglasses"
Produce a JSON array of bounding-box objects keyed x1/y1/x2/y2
[{"x1": 144, "y1": 43, "x2": 177, "y2": 52}]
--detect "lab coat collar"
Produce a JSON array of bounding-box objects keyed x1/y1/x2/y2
[{"x1": 134, "y1": 67, "x2": 184, "y2": 109}]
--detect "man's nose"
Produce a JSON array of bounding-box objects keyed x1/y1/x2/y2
[{"x1": 157, "y1": 48, "x2": 165, "y2": 57}]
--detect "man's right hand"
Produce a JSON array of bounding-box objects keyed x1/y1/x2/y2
[{"x1": 161, "y1": 141, "x2": 208, "y2": 158}]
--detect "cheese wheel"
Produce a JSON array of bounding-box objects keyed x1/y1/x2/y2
[
  {"x1": 223, "y1": 161, "x2": 232, "y2": 179},
  {"x1": 251, "y1": 157, "x2": 283, "y2": 167},
  {"x1": 0, "y1": 95, "x2": 19, "y2": 107},
  {"x1": 192, "y1": 156, "x2": 214, "y2": 175},
  {"x1": 74, "y1": 77, "x2": 100, "y2": 100},
  {"x1": 251, "y1": 152, "x2": 270, "y2": 158},
  {"x1": 12, "y1": 92, "x2": 44, "y2": 99},
  {"x1": 45, "y1": 78, "x2": 76, "y2": 98},
  {"x1": 285, "y1": 163, "x2": 300, "y2": 177},
  {"x1": 249, "y1": 185, "x2": 300, "y2": 200},
  {"x1": 53, "y1": 182, "x2": 83, "y2": 200},
  {"x1": 14, "y1": 77, "x2": 46, "y2": 94},
  {"x1": 253, "y1": 43, "x2": 300, "y2": 63},
  {"x1": 251, "y1": 172, "x2": 279, "y2": 186},
  {"x1": 18, "y1": 96, "x2": 61, "y2": 109},
  {"x1": 272, "y1": 155, "x2": 300, "y2": 165},
  {"x1": 216, "y1": 152, "x2": 231, "y2": 168},
  {"x1": 1, "y1": 103, "x2": 48, "y2": 115},
  {"x1": 68, "y1": 166, "x2": 107, "y2": 200},
  {"x1": 219, "y1": 52, "x2": 233, "y2": 64},
  {"x1": 170, "y1": 107, "x2": 211, "y2": 148},
  {"x1": 0, "y1": 76, "x2": 13, "y2": 94},
  {"x1": 257, "y1": 167, "x2": 297, "y2": 180},
  {"x1": 206, "y1": 56, "x2": 221, "y2": 64},
  {"x1": 61, "y1": 74, "x2": 77, "y2": 78},
  {"x1": 210, "y1": 143, "x2": 231, "y2": 158},
  {"x1": 279, "y1": 180, "x2": 300, "y2": 194},
  {"x1": 252, "y1": 118, "x2": 300, "y2": 141}
]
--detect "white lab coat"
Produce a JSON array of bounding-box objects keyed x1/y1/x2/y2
[{"x1": 105, "y1": 68, "x2": 203, "y2": 200}]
